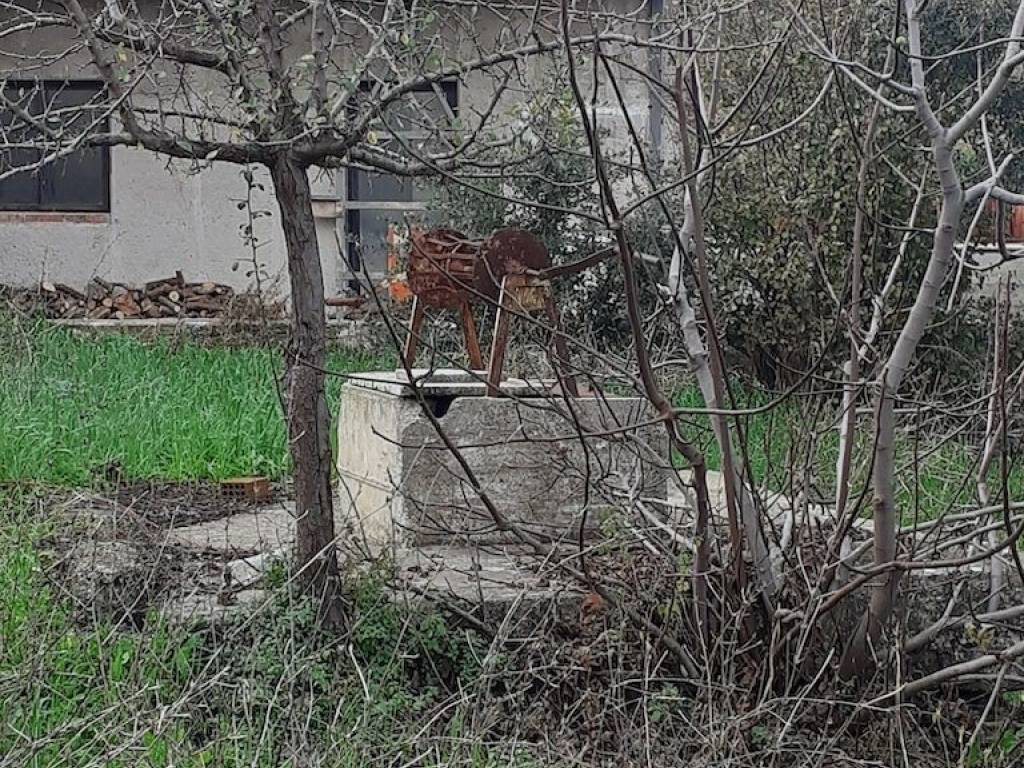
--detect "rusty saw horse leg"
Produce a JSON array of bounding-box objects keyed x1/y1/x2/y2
[{"x1": 458, "y1": 300, "x2": 484, "y2": 370}]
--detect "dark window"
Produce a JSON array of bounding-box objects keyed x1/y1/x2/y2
[
  {"x1": 345, "y1": 81, "x2": 457, "y2": 283},
  {"x1": 0, "y1": 80, "x2": 110, "y2": 212}
]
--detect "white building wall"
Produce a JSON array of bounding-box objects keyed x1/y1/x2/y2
[{"x1": 0, "y1": 150, "x2": 293, "y2": 292}]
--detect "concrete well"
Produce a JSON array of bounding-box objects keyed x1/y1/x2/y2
[{"x1": 335, "y1": 370, "x2": 668, "y2": 552}]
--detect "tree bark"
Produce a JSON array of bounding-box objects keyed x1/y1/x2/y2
[
  {"x1": 836, "y1": 0, "x2": 1024, "y2": 676},
  {"x1": 670, "y1": 64, "x2": 776, "y2": 603},
  {"x1": 270, "y1": 152, "x2": 344, "y2": 628}
]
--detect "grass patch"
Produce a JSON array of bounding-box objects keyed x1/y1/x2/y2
[
  {"x1": 673, "y1": 384, "x2": 1024, "y2": 521},
  {"x1": 0, "y1": 318, "x2": 389, "y2": 485},
  {"x1": 1, "y1": 313, "x2": 1018, "y2": 519}
]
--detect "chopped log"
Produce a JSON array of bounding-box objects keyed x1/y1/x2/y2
[
  {"x1": 183, "y1": 296, "x2": 223, "y2": 313},
  {"x1": 157, "y1": 296, "x2": 181, "y2": 314},
  {"x1": 85, "y1": 281, "x2": 105, "y2": 301},
  {"x1": 191, "y1": 281, "x2": 219, "y2": 295},
  {"x1": 111, "y1": 293, "x2": 141, "y2": 317},
  {"x1": 36, "y1": 274, "x2": 266, "y2": 321},
  {"x1": 143, "y1": 282, "x2": 175, "y2": 299},
  {"x1": 55, "y1": 283, "x2": 86, "y2": 301},
  {"x1": 144, "y1": 276, "x2": 179, "y2": 292}
]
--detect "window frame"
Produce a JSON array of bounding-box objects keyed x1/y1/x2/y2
[
  {"x1": 0, "y1": 79, "x2": 111, "y2": 213},
  {"x1": 344, "y1": 80, "x2": 457, "y2": 279}
]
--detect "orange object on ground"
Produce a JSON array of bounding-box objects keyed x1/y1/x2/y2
[{"x1": 388, "y1": 277, "x2": 412, "y2": 303}]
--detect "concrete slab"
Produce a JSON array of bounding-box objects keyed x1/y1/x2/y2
[
  {"x1": 161, "y1": 588, "x2": 270, "y2": 625},
  {"x1": 165, "y1": 504, "x2": 295, "y2": 554},
  {"x1": 224, "y1": 551, "x2": 284, "y2": 589},
  {"x1": 343, "y1": 368, "x2": 560, "y2": 398},
  {"x1": 668, "y1": 469, "x2": 840, "y2": 525}
]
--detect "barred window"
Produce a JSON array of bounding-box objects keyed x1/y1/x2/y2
[{"x1": 345, "y1": 81, "x2": 457, "y2": 278}]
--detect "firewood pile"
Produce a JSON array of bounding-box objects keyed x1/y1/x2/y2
[{"x1": 39, "y1": 272, "x2": 236, "y2": 320}]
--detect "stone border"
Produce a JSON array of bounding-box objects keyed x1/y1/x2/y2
[{"x1": 48, "y1": 316, "x2": 383, "y2": 349}]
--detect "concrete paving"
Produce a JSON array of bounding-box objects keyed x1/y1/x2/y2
[
  {"x1": 154, "y1": 473, "x2": 853, "y2": 625},
  {"x1": 162, "y1": 587, "x2": 271, "y2": 625},
  {"x1": 165, "y1": 503, "x2": 295, "y2": 554}
]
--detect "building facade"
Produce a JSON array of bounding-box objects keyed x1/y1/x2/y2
[{"x1": 0, "y1": 2, "x2": 656, "y2": 295}]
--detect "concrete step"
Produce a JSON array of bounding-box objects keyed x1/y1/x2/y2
[{"x1": 397, "y1": 544, "x2": 577, "y2": 604}]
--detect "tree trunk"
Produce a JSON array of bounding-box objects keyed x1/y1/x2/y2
[
  {"x1": 839, "y1": 141, "x2": 964, "y2": 678},
  {"x1": 670, "y1": 64, "x2": 776, "y2": 603},
  {"x1": 270, "y1": 153, "x2": 345, "y2": 628}
]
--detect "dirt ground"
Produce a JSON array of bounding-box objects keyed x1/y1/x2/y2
[
  {"x1": 112, "y1": 479, "x2": 287, "y2": 527},
  {"x1": 36, "y1": 481, "x2": 292, "y2": 628}
]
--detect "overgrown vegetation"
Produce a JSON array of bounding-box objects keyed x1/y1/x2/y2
[
  {"x1": 3, "y1": 0, "x2": 1024, "y2": 762},
  {"x1": 0, "y1": 488, "x2": 531, "y2": 768}
]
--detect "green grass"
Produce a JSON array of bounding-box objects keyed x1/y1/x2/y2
[
  {"x1": 0, "y1": 312, "x2": 1018, "y2": 517},
  {"x1": 673, "y1": 383, "x2": 1024, "y2": 522},
  {"x1": 0, "y1": 319, "x2": 390, "y2": 485}
]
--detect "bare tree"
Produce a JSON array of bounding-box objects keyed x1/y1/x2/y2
[
  {"x1": 813, "y1": 0, "x2": 1024, "y2": 677},
  {"x1": 546, "y1": 0, "x2": 1024, "y2": 694},
  {"x1": 0, "y1": 0, "x2": 660, "y2": 624}
]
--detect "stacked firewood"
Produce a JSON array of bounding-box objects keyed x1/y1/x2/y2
[{"x1": 40, "y1": 272, "x2": 236, "y2": 319}]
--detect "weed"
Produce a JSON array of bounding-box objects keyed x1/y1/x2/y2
[{"x1": 0, "y1": 491, "x2": 527, "y2": 767}]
